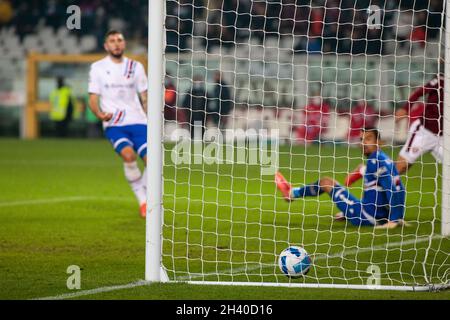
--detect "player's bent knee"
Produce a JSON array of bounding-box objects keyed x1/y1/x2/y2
[{"x1": 123, "y1": 161, "x2": 141, "y2": 182}]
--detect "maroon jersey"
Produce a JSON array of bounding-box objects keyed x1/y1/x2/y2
[
  {"x1": 303, "y1": 102, "x2": 330, "y2": 126},
  {"x1": 402, "y1": 73, "x2": 444, "y2": 135},
  {"x1": 296, "y1": 100, "x2": 330, "y2": 142}
]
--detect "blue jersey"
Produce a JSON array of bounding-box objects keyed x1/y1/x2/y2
[{"x1": 362, "y1": 150, "x2": 405, "y2": 221}]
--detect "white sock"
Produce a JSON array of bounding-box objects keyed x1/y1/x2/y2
[{"x1": 124, "y1": 162, "x2": 146, "y2": 205}]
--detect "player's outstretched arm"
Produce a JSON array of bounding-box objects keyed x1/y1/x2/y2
[{"x1": 88, "y1": 93, "x2": 113, "y2": 121}]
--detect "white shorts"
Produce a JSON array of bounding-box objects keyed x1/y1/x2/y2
[{"x1": 399, "y1": 119, "x2": 443, "y2": 164}]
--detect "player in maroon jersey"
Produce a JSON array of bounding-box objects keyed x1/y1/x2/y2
[
  {"x1": 345, "y1": 73, "x2": 443, "y2": 186},
  {"x1": 394, "y1": 73, "x2": 443, "y2": 174}
]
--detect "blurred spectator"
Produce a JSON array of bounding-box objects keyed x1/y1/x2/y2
[
  {"x1": 178, "y1": 0, "x2": 195, "y2": 51},
  {"x1": 393, "y1": 7, "x2": 414, "y2": 52},
  {"x1": 351, "y1": 25, "x2": 373, "y2": 55},
  {"x1": 250, "y1": 1, "x2": 268, "y2": 42},
  {"x1": 295, "y1": 94, "x2": 330, "y2": 144},
  {"x1": 79, "y1": 1, "x2": 97, "y2": 33},
  {"x1": 221, "y1": 0, "x2": 251, "y2": 41},
  {"x1": 205, "y1": 8, "x2": 234, "y2": 51},
  {"x1": 408, "y1": 101, "x2": 425, "y2": 127},
  {"x1": 49, "y1": 77, "x2": 75, "y2": 138},
  {"x1": 347, "y1": 99, "x2": 378, "y2": 145},
  {"x1": 323, "y1": 0, "x2": 341, "y2": 26},
  {"x1": 164, "y1": 74, "x2": 177, "y2": 121},
  {"x1": 366, "y1": 27, "x2": 383, "y2": 55},
  {"x1": 279, "y1": 0, "x2": 307, "y2": 36},
  {"x1": 45, "y1": 0, "x2": 65, "y2": 30},
  {"x1": 0, "y1": 0, "x2": 441, "y2": 56},
  {"x1": 207, "y1": 71, "x2": 232, "y2": 129},
  {"x1": 306, "y1": 33, "x2": 322, "y2": 54},
  {"x1": 322, "y1": 22, "x2": 339, "y2": 53},
  {"x1": 410, "y1": 11, "x2": 427, "y2": 52},
  {"x1": 310, "y1": 5, "x2": 324, "y2": 37},
  {"x1": 0, "y1": 0, "x2": 13, "y2": 25},
  {"x1": 166, "y1": 0, "x2": 180, "y2": 53},
  {"x1": 181, "y1": 75, "x2": 209, "y2": 139}
]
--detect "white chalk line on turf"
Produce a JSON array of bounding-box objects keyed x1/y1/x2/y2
[
  {"x1": 0, "y1": 196, "x2": 134, "y2": 208},
  {"x1": 32, "y1": 234, "x2": 444, "y2": 300}
]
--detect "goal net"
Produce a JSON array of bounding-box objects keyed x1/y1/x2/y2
[{"x1": 147, "y1": 0, "x2": 450, "y2": 290}]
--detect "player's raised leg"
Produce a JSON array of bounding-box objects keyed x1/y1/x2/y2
[{"x1": 275, "y1": 171, "x2": 292, "y2": 201}]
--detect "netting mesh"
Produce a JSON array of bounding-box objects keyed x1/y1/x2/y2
[{"x1": 161, "y1": 0, "x2": 449, "y2": 288}]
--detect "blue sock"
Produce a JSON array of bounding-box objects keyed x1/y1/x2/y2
[{"x1": 291, "y1": 181, "x2": 323, "y2": 198}]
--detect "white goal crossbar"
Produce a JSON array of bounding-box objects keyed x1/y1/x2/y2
[{"x1": 146, "y1": 0, "x2": 450, "y2": 291}]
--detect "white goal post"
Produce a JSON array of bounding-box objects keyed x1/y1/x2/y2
[
  {"x1": 146, "y1": 0, "x2": 165, "y2": 282},
  {"x1": 146, "y1": 0, "x2": 450, "y2": 291}
]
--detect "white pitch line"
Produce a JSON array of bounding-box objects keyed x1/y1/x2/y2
[
  {"x1": 32, "y1": 234, "x2": 445, "y2": 300},
  {"x1": 0, "y1": 196, "x2": 134, "y2": 208},
  {"x1": 0, "y1": 160, "x2": 118, "y2": 167}
]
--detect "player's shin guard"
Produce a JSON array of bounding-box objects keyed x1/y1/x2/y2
[
  {"x1": 124, "y1": 161, "x2": 146, "y2": 205},
  {"x1": 291, "y1": 181, "x2": 324, "y2": 198}
]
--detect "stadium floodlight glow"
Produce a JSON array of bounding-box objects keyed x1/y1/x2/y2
[{"x1": 145, "y1": 0, "x2": 450, "y2": 291}]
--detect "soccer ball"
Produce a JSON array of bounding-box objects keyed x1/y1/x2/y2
[{"x1": 278, "y1": 246, "x2": 311, "y2": 277}]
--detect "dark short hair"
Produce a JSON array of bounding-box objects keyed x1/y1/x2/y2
[
  {"x1": 362, "y1": 127, "x2": 380, "y2": 140},
  {"x1": 104, "y1": 30, "x2": 124, "y2": 42}
]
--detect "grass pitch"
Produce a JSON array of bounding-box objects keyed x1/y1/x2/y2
[{"x1": 0, "y1": 138, "x2": 448, "y2": 300}]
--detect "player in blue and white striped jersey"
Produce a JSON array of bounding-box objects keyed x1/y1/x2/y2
[
  {"x1": 88, "y1": 30, "x2": 148, "y2": 218},
  {"x1": 276, "y1": 128, "x2": 407, "y2": 229}
]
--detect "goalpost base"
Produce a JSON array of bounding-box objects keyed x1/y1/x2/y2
[{"x1": 183, "y1": 281, "x2": 450, "y2": 292}]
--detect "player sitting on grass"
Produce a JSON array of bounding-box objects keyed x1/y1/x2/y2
[{"x1": 275, "y1": 128, "x2": 407, "y2": 229}]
